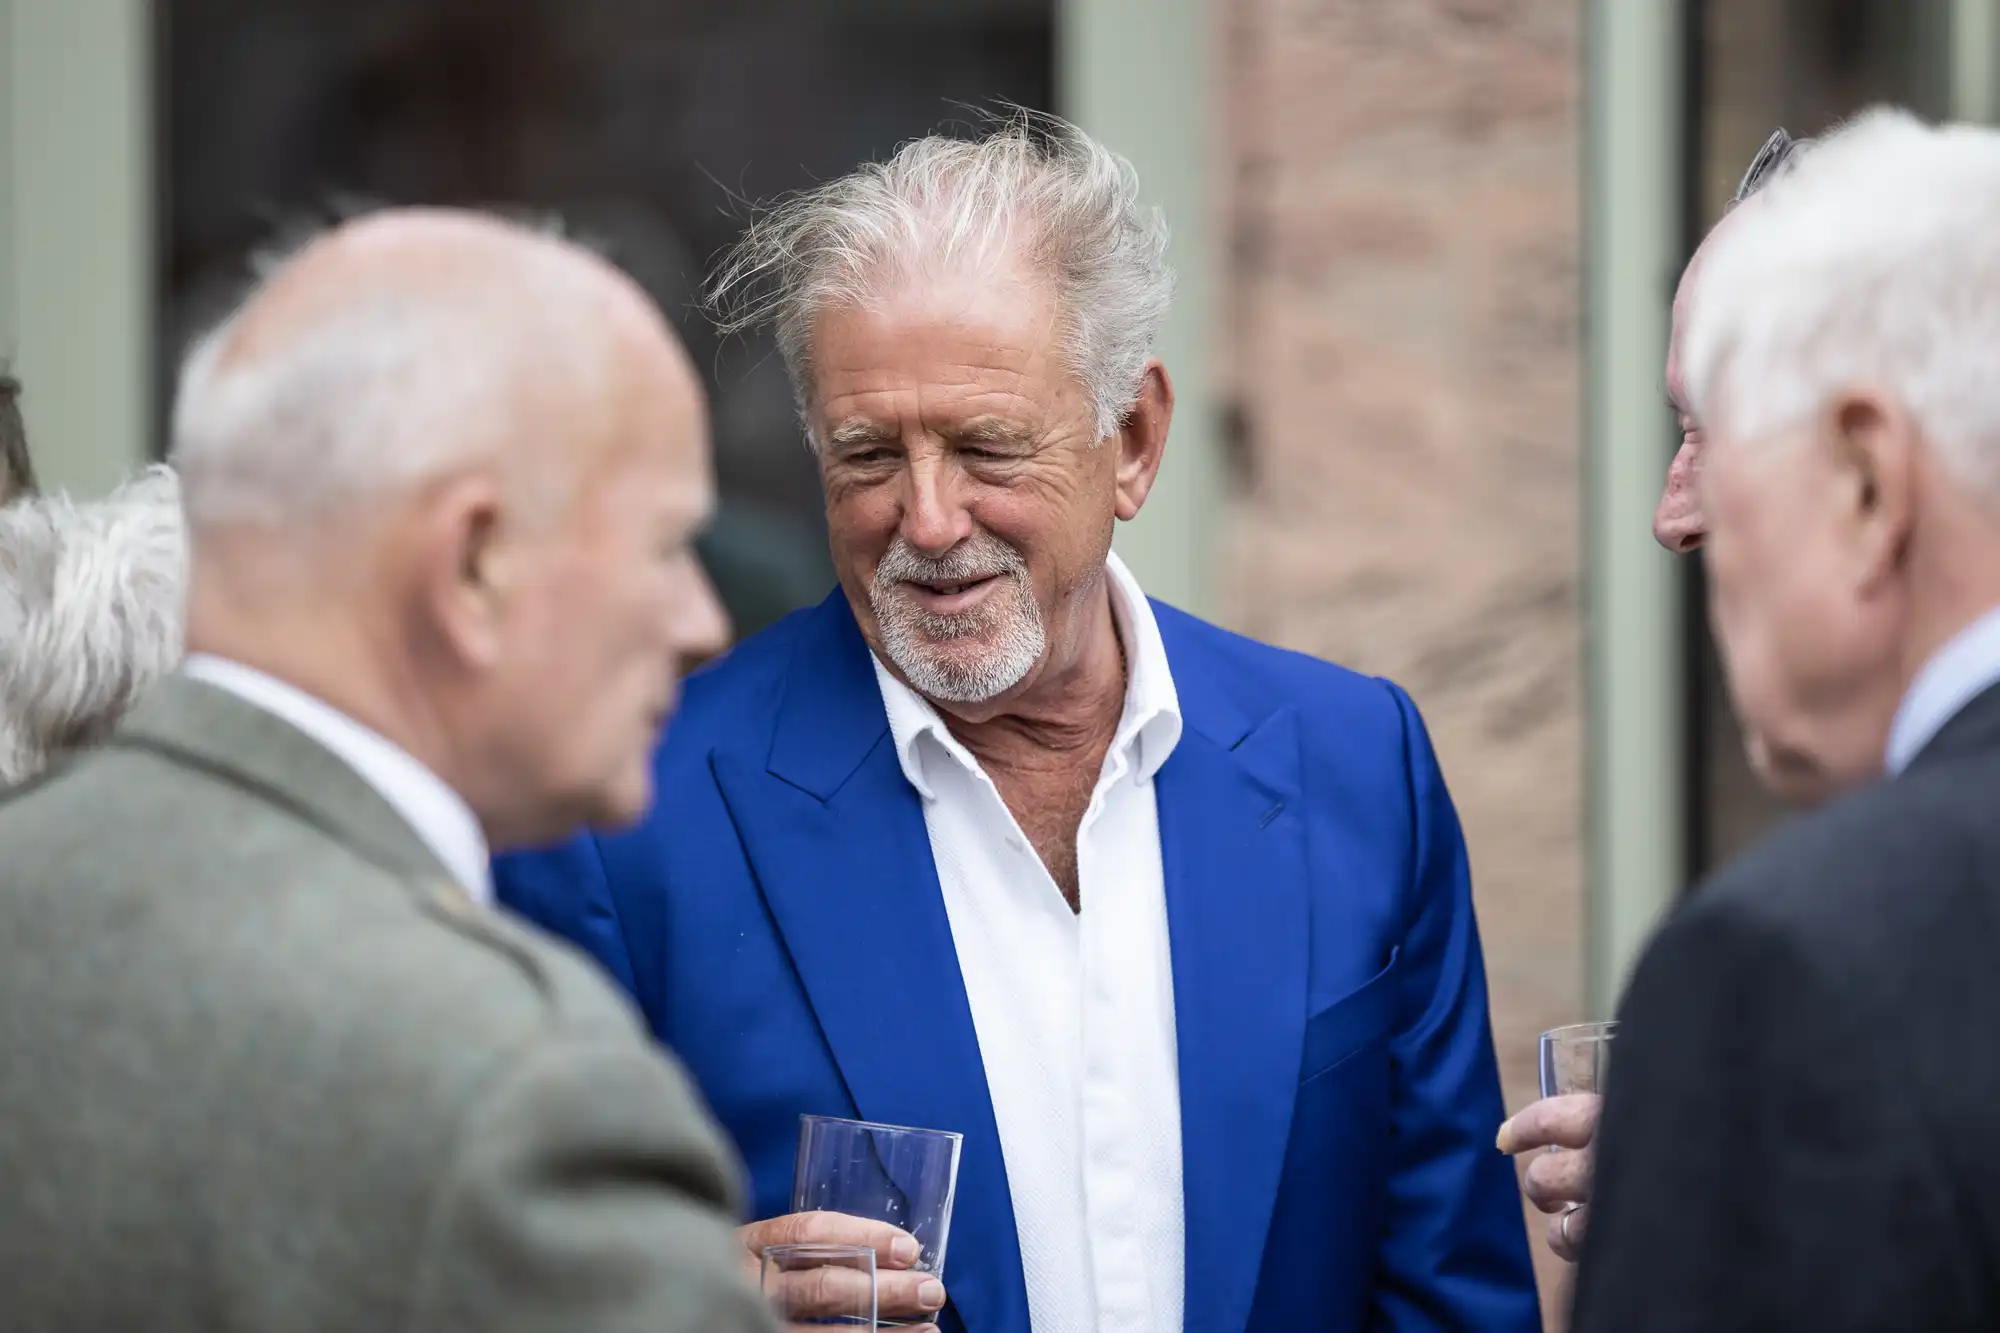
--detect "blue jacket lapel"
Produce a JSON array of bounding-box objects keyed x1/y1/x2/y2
[
  {"x1": 1157, "y1": 610, "x2": 1311, "y2": 1333},
  {"x1": 711, "y1": 594, "x2": 1029, "y2": 1333}
]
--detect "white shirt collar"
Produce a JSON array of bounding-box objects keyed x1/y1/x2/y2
[
  {"x1": 1885, "y1": 603, "x2": 2000, "y2": 776},
  {"x1": 182, "y1": 654, "x2": 494, "y2": 905},
  {"x1": 871, "y1": 551, "x2": 1183, "y2": 801}
]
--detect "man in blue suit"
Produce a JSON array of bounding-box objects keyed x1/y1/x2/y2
[{"x1": 499, "y1": 113, "x2": 1538, "y2": 1333}]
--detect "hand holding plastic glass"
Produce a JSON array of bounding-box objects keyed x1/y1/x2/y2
[
  {"x1": 761, "y1": 1243, "x2": 878, "y2": 1329},
  {"x1": 1539, "y1": 1020, "x2": 1615, "y2": 1153},
  {"x1": 792, "y1": 1115, "x2": 963, "y2": 1277},
  {"x1": 1540, "y1": 1020, "x2": 1616, "y2": 1098}
]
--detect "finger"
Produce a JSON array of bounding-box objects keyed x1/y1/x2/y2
[
  {"x1": 876, "y1": 1269, "x2": 949, "y2": 1319},
  {"x1": 1547, "y1": 1204, "x2": 1588, "y2": 1262},
  {"x1": 1496, "y1": 1094, "x2": 1602, "y2": 1154},
  {"x1": 769, "y1": 1263, "x2": 877, "y2": 1318},
  {"x1": 743, "y1": 1210, "x2": 924, "y2": 1268},
  {"x1": 1522, "y1": 1145, "x2": 1594, "y2": 1213}
]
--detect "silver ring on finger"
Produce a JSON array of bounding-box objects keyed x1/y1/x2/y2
[{"x1": 1560, "y1": 1204, "x2": 1578, "y2": 1249}]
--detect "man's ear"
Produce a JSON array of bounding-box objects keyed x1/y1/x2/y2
[
  {"x1": 1826, "y1": 385, "x2": 1913, "y2": 593},
  {"x1": 1113, "y1": 360, "x2": 1174, "y2": 522},
  {"x1": 415, "y1": 473, "x2": 511, "y2": 670}
]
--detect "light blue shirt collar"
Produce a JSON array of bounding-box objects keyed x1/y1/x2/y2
[{"x1": 1885, "y1": 604, "x2": 2000, "y2": 775}]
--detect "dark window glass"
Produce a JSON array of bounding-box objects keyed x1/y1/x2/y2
[{"x1": 161, "y1": 0, "x2": 1055, "y2": 639}]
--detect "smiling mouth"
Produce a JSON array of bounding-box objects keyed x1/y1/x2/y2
[
  {"x1": 919, "y1": 576, "x2": 996, "y2": 595},
  {"x1": 899, "y1": 573, "x2": 1004, "y2": 614}
]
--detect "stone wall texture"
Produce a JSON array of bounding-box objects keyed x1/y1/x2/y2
[{"x1": 1220, "y1": 1, "x2": 1583, "y2": 1323}]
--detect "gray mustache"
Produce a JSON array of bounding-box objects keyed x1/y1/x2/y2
[{"x1": 874, "y1": 536, "x2": 1027, "y2": 588}]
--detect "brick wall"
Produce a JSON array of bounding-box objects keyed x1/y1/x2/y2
[{"x1": 1221, "y1": 1, "x2": 1583, "y2": 1322}]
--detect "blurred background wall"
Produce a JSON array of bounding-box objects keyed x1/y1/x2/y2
[
  {"x1": 1222, "y1": 2, "x2": 1582, "y2": 1309},
  {"x1": 2, "y1": 1, "x2": 1996, "y2": 1326}
]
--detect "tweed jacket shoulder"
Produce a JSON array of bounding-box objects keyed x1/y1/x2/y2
[{"x1": 0, "y1": 674, "x2": 774, "y2": 1333}]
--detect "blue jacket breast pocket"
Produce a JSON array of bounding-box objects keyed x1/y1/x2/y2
[{"x1": 1299, "y1": 947, "x2": 1400, "y2": 1085}]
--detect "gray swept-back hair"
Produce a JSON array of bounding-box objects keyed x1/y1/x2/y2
[
  {"x1": 706, "y1": 110, "x2": 1175, "y2": 443},
  {"x1": 0, "y1": 466, "x2": 187, "y2": 785}
]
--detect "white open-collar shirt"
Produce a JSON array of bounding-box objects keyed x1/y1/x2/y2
[
  {"x1": 182, "y1": 654, "x2": 494, "y2": 905},
  {"x1": 870, "y1": 552, "x2": 1186, "y2": 1333}
]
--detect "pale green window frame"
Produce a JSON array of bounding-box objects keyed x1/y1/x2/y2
[
  {"x1": 1953, "y1": 0, "x2": 2000, "y2": 123},
  {"x1": 1583, "y1": 0, "x2": 1687, "y2": 1019},
  {"x1": 0, "y1": 0, "x2": 153, "y2": 498},
  {"x1": 1058, "y1": 0, "x2": 1220, "y2": 620}
]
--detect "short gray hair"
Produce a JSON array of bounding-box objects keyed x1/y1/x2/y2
[
  {"x1": 707, "y1": 110, "x2": 1175, "y2": 442},
  {"x1": 169, "y1": 209, "x2": 608, "y2": 530},
  {"x1": 171, "y1": 298, "x2": 510, "y2": 527},
  {"x1": 0, "y1": 466, "x2": 187, "y2": 785},
  {"x1": 1685, "y1": 110, "x2": 2000, "y2": 502}
]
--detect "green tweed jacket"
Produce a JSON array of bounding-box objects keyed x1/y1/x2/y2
[{"x1": 0, "y1": 674, "x2": 777, "y2": 1333}]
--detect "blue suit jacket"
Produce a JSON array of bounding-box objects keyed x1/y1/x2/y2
[{"x1": 497, "y1": 590, "x2": 1538, "y2": 1333}]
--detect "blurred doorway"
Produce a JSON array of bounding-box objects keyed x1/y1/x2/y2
[{"x1": 1685, "y1": 0, "x2": 1959, "y2": 871}]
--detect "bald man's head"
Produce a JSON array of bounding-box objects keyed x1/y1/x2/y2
[
  {"x1": 176, "y1": 207, "x2": 726, "y2": 845},
  {"x1": 174, "y1": 208, "x2": 699, "y2": 533}
]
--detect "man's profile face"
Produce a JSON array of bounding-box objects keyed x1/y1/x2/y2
[
  {"x1": 1656, "y1": 275, "x2": 1708, "y2": 555},
  {"x1": 1657, "y1": 201, "x2": 1844, "y2": 801},
  {"x1": 491, "y1": 336, "x2": 728, "y2": 840},
  {"x1": 1657, "y1": 199, "x2": 1781, "y2": 557},
  {"x1": 809, "y1": 263, "x2": 1122, "y2": 710}
]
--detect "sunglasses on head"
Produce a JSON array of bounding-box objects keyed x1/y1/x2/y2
[{"x1": 1734, "y1": 128, "x2": 1799, "y2": 205}]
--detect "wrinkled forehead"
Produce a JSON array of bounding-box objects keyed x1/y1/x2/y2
[
  {"x1": 1676, "y1": 199, "x2": 1762, "y2": 324},
  {"x1": 830, "y1": 244, "x2": 1061, "y2": 343},
  {"x1": 1670, "y1": 196, "x2": 1771, "y2": 405},
  {"x1": 809, "y1": 267, "x2": 1069, "y2": 398}
]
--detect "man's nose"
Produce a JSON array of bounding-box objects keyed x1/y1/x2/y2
[
  {"x1": 899, "y1": 454, "x2": 973, "y2": 555},
  {"x1": 1653, "y1": 493, "x2": 1706, "y2": 554},
  {"x1": 675, "y1": 559, "x2": 732, "y2": 666},
  {"x1": 1653, "y1": 450, "x2": 1706, "y2": 554}
]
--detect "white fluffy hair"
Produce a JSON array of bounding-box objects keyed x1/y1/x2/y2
[
  {"x1": 1684, "y1": 109, "x2": 2000, "y2": 502},
  {"x1": 707, "y1": 109, "x2": 1175, "y2": 443},
  {"x1": 0, "y1": 465, "x2": 188, "y2": 785}
]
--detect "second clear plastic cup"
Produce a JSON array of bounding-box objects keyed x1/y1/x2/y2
[{"x1": 761, "y1": 1242, "x2": 877, "y2": 1328}]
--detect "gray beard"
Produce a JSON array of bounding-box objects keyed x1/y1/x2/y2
[{"x1": 869, "y1": 536, "x2": 1046, "y2": 704}]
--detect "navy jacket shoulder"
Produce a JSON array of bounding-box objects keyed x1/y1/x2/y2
[{"x1": 1572, "y1": 691, "x2": 2000, "y2": 1333}]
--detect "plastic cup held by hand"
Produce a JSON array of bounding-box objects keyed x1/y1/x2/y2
[
  {"x1": 792, "y1": 1115, "x2": 962, "y2": 1278},
  {"x1": 1540, "y1": 1020, "x2": 1617, "y2": 1099},
  {"x1": 761, "y1": 1242, "x2": 878, "y2": 1328}
]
